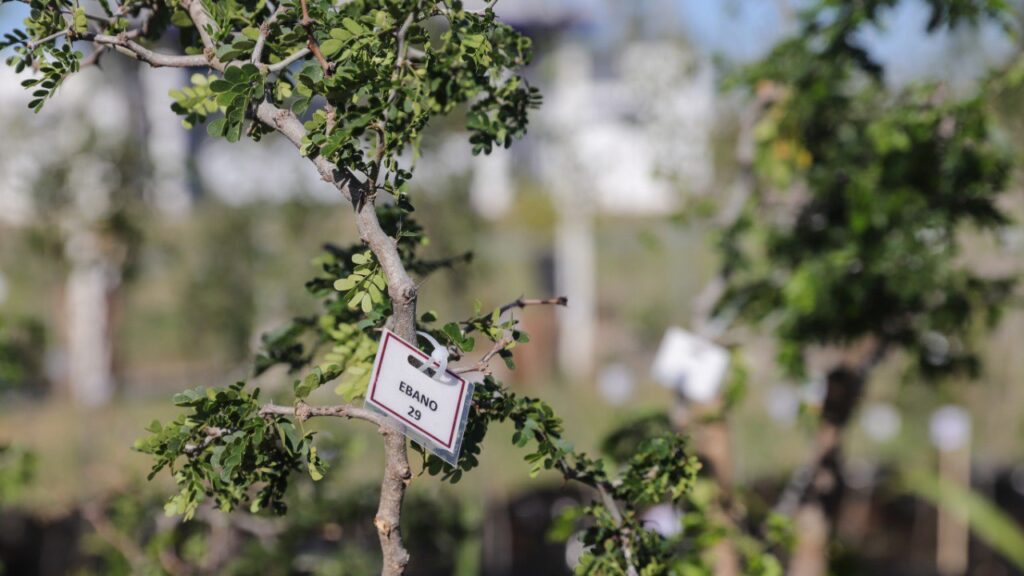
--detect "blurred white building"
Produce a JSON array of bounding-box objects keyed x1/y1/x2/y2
[{"x1": 530, "y1": 39, "x2": 714, "y2": 379}]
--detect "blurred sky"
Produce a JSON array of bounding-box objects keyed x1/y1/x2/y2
[{"x1": 0, "y1": 0, "x2": 1015, "y2": 83}]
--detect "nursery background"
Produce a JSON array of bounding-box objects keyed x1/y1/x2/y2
[{"x1": 2, "y1": 0, "x2": 1024, "y2": 575}]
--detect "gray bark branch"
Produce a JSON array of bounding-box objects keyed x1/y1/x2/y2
[
  {"x1": 85, "y1": 33, "x2": 210, "y2": 68},
  {"x1": 252, "y1": 100, "x2": 415, "y2": 576}
]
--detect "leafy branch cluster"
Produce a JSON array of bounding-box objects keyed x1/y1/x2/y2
[
  {"x1": 136, "y1": 382, "x2": 325, "y2": 520},
  {"x1": 73, "y1": 452, "x2": 473, "y2": 576},
  {"x1": 7, "y1": 0, "x2": 539, "y2": 202},
  {"x1": 425, "y1": 373, "x2": 725, "y2": 574}
]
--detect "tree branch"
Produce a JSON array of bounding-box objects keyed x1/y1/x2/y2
[
  {"x1": 162, "y1": 5, "x2": 416, "y2": 570},
  {"x1": 393, "y1": 12, "x2": 415, "y2": 69},
  {"x1": 259, "y1": 401, "x2": 387, "y2": 427},
  {"x1": 28, "y1": 29, "x2": 69, "y2": 50},
  {"x1": 595, "y1": 484, "x2": 640, "y2": 576},
  {"x1": 497, "y1": 296, "x2": 568, "y2": 317},
  {"x1": 454, "y1": 333, "x2": 512, "y2": 375},
  {"x1": 181, "y1": 0, "x2": 219, "y2": 61},
  {"x1": 158, "y1": 2, "x2": 412, "y2": 571},
  {"x1": 267, "y1": 47, "x2": 310, "y2": 72},
  {"x1": 455, "y1": 296, "x2": 567, "y2": 374},
  {"x1": 51, "y1": 1, "x2": 415, "y2": 572},
  {"x1": 460, "y1": 296, "x2": 568, "y2": 327},
  {"x1": 80, "y1": 44, "x2": 108, "y2": 68},
  {"x1": 86, "y1": 33, "x2": 211, "y2": 68},
  {"x1": 253, "y1": 98, "x2": 418, "y2": 576},
  {"x1": 183, "y1": 426, "x2": 229, "y2": 455},
  {"x1": 299, "y1": 0, "x2": 331, "y2": 74},
  {"x1": 541, "y1": 432, "x2": 639, "y2": 576},
  {"x1": 252, "y1": 4, "x2": 287, "y2": 64}
]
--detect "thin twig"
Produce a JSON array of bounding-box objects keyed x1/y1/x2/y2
[
  {"x1": 369, "y1": 123, "x2": 387, "y2": 190},
  {"x1": 80, "y1": 44, "x2": 108, "y2": 68},
  {"x1": 461, "y1": 296, "x2": 568, "y2": 327},
  {"x1": 455, "y1": 296, "x2": 567, "y2": 374},
  {"x1": 259, "y1": 401, "x2": 387, "y2": 427},
  {"x1": 454, "y1": 333, "x2": 513, "y2": 375},
  {"x1": 267, "y1": 47, "x2": 310, "y2": 72},
  {"x1": 183, "y1": 426, "x2": 229, "y2": 455},
  {"x1": 408, "y1": 251, "x2": 473, "y2": 276},
  {"x1": 299, "y1": 0, "x2": 331, "y2": 74},
  {"x1": 596, "y1": 485, "x2": 640, "y2": 576},
  {"x1": 394, "y1": 12, "x2": 415, "y2": 69},
  {"x1": 252, "y1": 4, "x2": 287, "y2": 64},
  {"x1": 28, "y1": 29, "x2": 69, "y2": 50},
  {"x1": 541, "y1": 432, "x2": 640, "y2": 576},
  {"x1": 181, "y1": 0, "x2": 220, "y2": 65},
  {"x1": 498, "y1": 296, "x2": 568, "y2": 316}
]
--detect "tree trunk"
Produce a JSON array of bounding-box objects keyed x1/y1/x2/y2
[{"x1": 787, "y1": 358, "x2": 874, "y2": 576}]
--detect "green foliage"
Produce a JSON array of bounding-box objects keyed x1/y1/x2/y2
[
  {"x1": 723, "y1": 0, "x2": 1017, "y2": 377},
  {"x1": 0, "y1": 444, "x2": 34, "y2": 504},
  {"x1": 428, "y1": 377, "x2": 706, "y2": 573},
  {"x1": 560, "y1": 414, "x2": 793, "y2": 575},
  {"x1": 0, "y1": 317, "x2": 46, "y2": 394},
  {"x1": 208, "y1": 63, "x2": 266, "y2": 142},
  {"x1": 78, "y1": 478, "x2": 471, "y2": 576},
  {"x1": 169, "y1": 73, "x2": 219, "y2": 129},
  {"x1": 18, "y1": 44, "x2": 82, "y2": 112},
  {"x1": 135, "y1": 383, "x2": 323, "y2": 520},
  {"x1": 333, "y1": 250, "x2": 388, "y2": 315},
  {"x1": 8, "y1": 0, "x2": 541, "y2": 197}
]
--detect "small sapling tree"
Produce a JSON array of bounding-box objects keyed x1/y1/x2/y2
[{"x1": 4, "y1": 1, "x2": 718, "y2": 573}]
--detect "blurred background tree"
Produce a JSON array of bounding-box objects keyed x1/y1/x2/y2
[{"x1": 721, "y1": 1, "x2": 1021, "y2": 574}]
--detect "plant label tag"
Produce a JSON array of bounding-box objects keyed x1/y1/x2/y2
[
  {"x1": 651, "y1": 327, "x2": 729, "y2": 404},
  {"x1": 365, "y1": 329, "x2": 473, "y2": 466}
]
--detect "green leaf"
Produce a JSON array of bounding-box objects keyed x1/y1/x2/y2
[
  {"x1": 209, "y1": 79, "x2": 231, "y2": 93},
  {"x1": 307, "y1": 446, "x2": 324, "y2": 481},
  {"x1": 294, "y1": 367, "x2": 322, "y2": 399},
  {"x1": 335, "y1": 377, "x2": 368, "y2": 402},
  {"x1": 329, "y1": 28, "x2": 353, "y2": 41},
  {"x1": 207, "y1": 117, "x2": 226, "y2": 137},
  {"x1": 73, "y1": 8, "x2": 88, "y2": 34},
  {"x1": 342, "y1": 17, "x2": 365, "y2": 35},
  {"x1": 334, "y1": 276, "x2": 357, "y2": 291},
  {"x1": 320, "y1": 39, "x2": 344, "y2": 57}
]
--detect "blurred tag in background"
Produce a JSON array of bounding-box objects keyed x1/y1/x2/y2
[{"x1": 652, "y1": 327, "x2": 729, "y2": 404}]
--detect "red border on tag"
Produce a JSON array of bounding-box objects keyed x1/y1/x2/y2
[{"x1": 368, "y1": 330, "x2": 467, "y2": 449}]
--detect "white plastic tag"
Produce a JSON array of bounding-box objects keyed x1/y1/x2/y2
[
  {"x1": 651, "y1": 327, "x2": 729, "y2": 404},
  {"x1": 364, "y1": 329, "x2": 473, "y2": 466}
]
